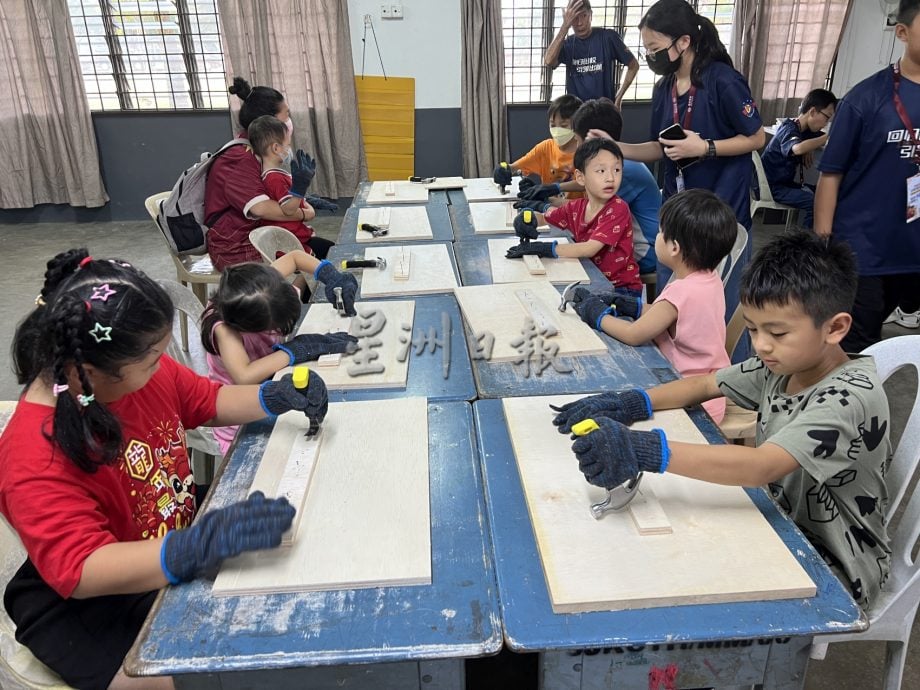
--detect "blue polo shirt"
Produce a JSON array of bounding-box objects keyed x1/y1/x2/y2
[
  {"x1": 818, "y1": 65, "x2": 920, "y2": 275},
  {"x1": 650, "y1": 61, "x2": 763, "y2": 229},
  {"x1": 762, "y1": 118, "x2": 823, "y2": 188},
  {"x1": 618, "y1": 160, "x2": 661, "y2": 274},
  {"x1": 559, "y1": 28, "x2": 634, "y2": 102}
]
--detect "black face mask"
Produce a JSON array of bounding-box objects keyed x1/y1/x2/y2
[{"x1": 645, "y1": 41, "x2": 682, "y2": 76}]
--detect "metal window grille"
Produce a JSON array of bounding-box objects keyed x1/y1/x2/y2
[
  {"x1": 502, "y1": 0, "x2": 735, "y2": 104},
  {"x1": 67, "y1": 0, "x2": 228, "y2": 111}
]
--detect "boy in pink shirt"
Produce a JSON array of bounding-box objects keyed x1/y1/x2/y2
[{"x1": 570, "y1": 189, "x2": 737, "y2": 421}]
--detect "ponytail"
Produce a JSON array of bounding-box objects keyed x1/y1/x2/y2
[{"x1": 690, "y1": 14, "x2": 732, "y2": 86}]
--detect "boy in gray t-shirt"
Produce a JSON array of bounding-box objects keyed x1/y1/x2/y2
[{"x1": 552, "y1": 231, "x2": 892, "y2": 608}]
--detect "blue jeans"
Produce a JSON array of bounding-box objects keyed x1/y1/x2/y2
[{"x1": 770, "y1": 184, "x2": 814, "y2": 228}]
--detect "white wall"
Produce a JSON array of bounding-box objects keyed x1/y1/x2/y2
[
  {"x1": 347, "y1": 0, "x2": 462, "y2": 109},
  {"x1": 833, "y1": 0, "x2": 901, "y2": 95}
]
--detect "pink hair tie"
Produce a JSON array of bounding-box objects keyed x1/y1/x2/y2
[
  {"x1": 78, "y1": 256, "x2": 93, "y2": 268},
  {"x1": 52, "y1": 383, "x2": 69, "y2": 396}
]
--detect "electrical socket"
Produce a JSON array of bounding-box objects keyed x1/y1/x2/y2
[
  {"x1": 391, "y1": 4, "x2": 403, "y2": 19},
  {"x1": 380, "y1": 4, "x2": 391, "y2": 19}
]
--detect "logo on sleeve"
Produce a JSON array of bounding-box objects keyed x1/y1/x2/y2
[{"x1": 741, "y1": 98, "x2": 758, "y2": 118}]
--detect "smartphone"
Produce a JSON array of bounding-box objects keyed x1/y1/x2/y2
[{"x1": 658, "y1": 123, "x2": 687, "y2": 141}]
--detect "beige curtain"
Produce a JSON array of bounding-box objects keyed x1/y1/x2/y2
[
  {"x1": 0, "y1": 0, "x2": 108, "y2": 209},
  {"x1": 217, "y1": 0, "x2": 365, "y2": 198},
  {"x1": 461, "y1": 0, "x2": 508, "y2": 177},
  {"x1": 732, "y1": 0, "x2": 851, "y2": 124}
]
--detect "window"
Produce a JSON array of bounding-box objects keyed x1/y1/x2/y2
[
  {"x1": 67, "y1": 0, "x2": 228, "y2": 111},
  {"x1": 502, "y1": 0, "x2": 736, "y2": 104}
]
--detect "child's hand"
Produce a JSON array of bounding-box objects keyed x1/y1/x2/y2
[
  {"x1": 572, "y1": 419, "x2": 669, "y2": 489},
  {"x1": 550, "y1": 389, "x2": 652, "y2": 433},
  {"x1": 513, "y1": 210, "x2": 540, "y2": 241},
  {"x1": 289, "y1": 150, "x2": 317, "y2": 198},
  {"x1": 258, "y1": 372, "x2": 329, "y2": 427},
  {"x1": 492, "y1": 163, "x2": 513, "y2": 187},
  {"x1": 517, "y1": 177, "x2": 537, "y2": 194},
  {"x1": 315, "y1": 261, "x2": 358, "y2": 316},
  {"x1": 572, "y1": 292, "x2": 613, "y2": 330},
  {"x1": 658, "y1": 130, "x2": 707, "y2": 160},
  {"x1": 513, "y1": 198, "x2": 551, "y2": 214},
  {"x1": 517, "y1": 182, "x2": 561, "y2": 202},
  {"x1": 273, "y1": 332, "x2": 358, "y2": 365},
  {"x1": 505, "y1": 240, "x2": 557, "y2": 259},
  {"x1": 610, "y1": 292, "x2": 643, "y2": 320},
  {"x1": 161, "y1": 491, "x2": 295, "y2": 583}
]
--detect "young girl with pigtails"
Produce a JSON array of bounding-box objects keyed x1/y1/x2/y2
[{"x1": 0, "y1": 249, "x2": 328, "y2": 690}]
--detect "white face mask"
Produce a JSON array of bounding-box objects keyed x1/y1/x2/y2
[
  {"x1": 283, "y1": 117, "x2": 294, "y2": 135},
  {"x1": 550, "y1": 126, "x2": 575, "y2": 147},
  {"x1": 281, "y1": 146, "x2": 293, "y2": 166}
]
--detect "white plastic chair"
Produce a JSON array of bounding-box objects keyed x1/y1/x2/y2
[
  {"x1": 248, "y1": 226, "x2": 303, "y2": 265},
  {"x1": 715, "y1": 223, "x2": 749, "y2": 289},
  {"x1": 750, "y1": 150, "x2": 798, "y2": 231},
  {"x1": 809, "y1": 335, "x2": 920, "y2": 689},
  {"x1": 157, "y1": 279, "x2": 223, "y2": 483}
]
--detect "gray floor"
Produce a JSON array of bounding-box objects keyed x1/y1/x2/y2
[{"x1": 0, "y1": 216, "x2": 917, "y2": 689}]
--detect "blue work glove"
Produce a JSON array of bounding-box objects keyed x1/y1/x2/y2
[
  {"x1": 492, "y1": 163, "x2": 513, "y2": 187},
  {"x1": 572, "y1": 292, "x2": 614, "y2": 330},
  {"x1": 513, "y1": 209, "x2": 540, "y2": 241},
  {"x1": 517, "y1": 182, "x2": 561, "y2": 202},
  {"x1": 550, "y1": 389, "x2": 652, "y2": 434},
  {"x1": 315, "y1": 260, "x2": 358, "y2": 316},
  {"x1": 517, "y1": 176, "x2": 537, "y2": 194},
  {"x1": 572, "y1": 418, "x2": 670, "y2": 490},
  {"x1": 505, "y1": 240, "x2": 557, "y2": 259},
  {"x1": 573, "y1": 287, "x2": 643, "y2": 320},
  {"x1": 259, "y1": 373, "x2": 329, "y2": 428},
  {"x1": 513, "y1": 198, "x2": 552, "y2": 214},
  {"x1": 289, "y1": 150, "x2": 316, "y2": 198},
  {"x1": 161, "y1": 491, "x2": 295, "y2": 583},
  {"x1": 305, "y1": 194, "x2": 339, "y2": 213},
  {"x1": 272, "y1": 332, "x2": 358, "y2": 365}
]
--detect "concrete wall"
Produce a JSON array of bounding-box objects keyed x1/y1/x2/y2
[{"x1": 833, "y1": 1, "x2": 901, "y2": 95}]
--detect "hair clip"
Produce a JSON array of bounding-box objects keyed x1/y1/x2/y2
[
  {"x1": 90, "y1": 284, "x2": 116, "y2": 302},
  {"x1": 78, "y1": 256, "x2": 93, "y2": 269},
  {"x1": 34, "y1": 294, "x2": 46, "y2": 307},
  {"x1": 52, "y1": 383, "x2": 69, "y2": 396},
  {"x1": 76, "y1": 394, "x2": 95, "y2": 407},
  {"x1": 88, "y1": 322, "x2": 112, "y2": 343}
]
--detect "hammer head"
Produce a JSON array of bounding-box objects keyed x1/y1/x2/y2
[
  {"x1": 375, "y1": 256, "x2": 387, "y2": 270},
  {"x1": 558, "y1": 280, "x2": 583, "y2": 312}
]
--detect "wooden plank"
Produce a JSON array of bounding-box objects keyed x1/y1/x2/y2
[
  {"x1": 501, "y1": 395, "x2": 816, "y2": 613},
  {"x1": 488, "y1": 238, "x2": 590, "y2": 285},
  {"x1": 514, "y1": 289, "x2": 555, "y2": 333},
  {"x1": 356, "y1": 206, "x2": 433, "y2": 243},
  {"x1": 366, "y1": 181, "x2": 429, "y2": 205},
  {"x1": 423, "y1": 176, "x2": 466, "y2": 190},
  {"x1": 463, "y1": 176, "x2": 522, "y2": 202},
  {"x1": 394, "y1": 246, "x2": 411, "y2": 280},
  {"x1": 626, "y1": 485, "x2": 672, "y2": 535},
  {"x1": 360, "y1": 244, "x2": 458, "y2": 297},
  {"x1": 213, "y1": 397, "x2": 431, "y2": 595},
  {"x1": 469, "y1": 202, "x2": 551, "y2": 236},
  {"x1": 522, "y1": 255, "x2": 546, "y2": 275},
  {"x1": 453, "y1": 281, "x2": 607, "y2": 362},
  {"x1": 275, "y1": 301, "x2": 415, "y2": 390}
]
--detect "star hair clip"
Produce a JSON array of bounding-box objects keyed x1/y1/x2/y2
[
  {"x1": 76, "y1": 394, "x2": 95, "y2": 407},
  {"x1": 90, "y1": 284, "x2": 116, "y2": 302},
  {"x1": 89, "y1": 322, "x2": 113, "y2": 343}
]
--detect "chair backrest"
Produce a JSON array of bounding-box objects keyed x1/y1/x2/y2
[
  {"x1": 715, "y1": 223, "x2": 749, "y2": 287},
  {"x1": 144, "y1": 192, "x2": 181, "y2": 259},
  {"x1": 725, "y1": 304, "x2": 747, "y2": 360},
  {"x1": 157, "y1": 279, "x2": 206, "y2": 371},
  {"x1": 248, "y1": 226, "x2": 303, "y2": 265},
  {"x1": 750, "y1": 150, "x2": 775, "y2": 205}
]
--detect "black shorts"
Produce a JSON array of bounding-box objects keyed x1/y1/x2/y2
[{"x1": 4, "y1": 559, "x2": 157, "y2": 690}]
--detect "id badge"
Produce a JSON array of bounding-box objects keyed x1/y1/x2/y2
[
  {"x1": 676, "y1": 170, "x2": 686, "y2": 193},
  {"x1": 908, "y1": 173, "x2": 920, "y2": 223}
]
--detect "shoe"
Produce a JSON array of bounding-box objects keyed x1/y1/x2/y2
[
  {"x1": 883, "y1": 308, "x2": 902, "y2": 325},
  {"x1": 895, "y1": 308, "x2": 920, "y2": 329}
]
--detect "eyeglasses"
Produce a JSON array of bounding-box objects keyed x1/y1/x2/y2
[
  {"x1": 639, "y1": 38, "x2": 677, "y2": 62},
  {"x1": 818, "y1": 109, "x2": 834, "y2": 121}
]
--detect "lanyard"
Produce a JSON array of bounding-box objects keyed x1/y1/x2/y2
[
  {"x1": 893, "y1": 60, "x2": 920, "y2": 165},
  {"x1": 671, "y1": 81, "x2": 696, "y2": 130}
]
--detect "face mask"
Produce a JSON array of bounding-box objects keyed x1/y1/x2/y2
[
  {"x1": 283, "y1": 117, "x2": 294, "y2": 135},
  {"x1": 645, "y1": 40, "x2": 682, "y2": 76},
  {"x1": 281, "y1": 146, "x2": 293, "y2": 166},
  {"x1": 550, "y1": 126, "x2": 576, "y2": 147}
]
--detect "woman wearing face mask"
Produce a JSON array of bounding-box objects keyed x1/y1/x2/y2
[
  {"x1": 614, "y1": 0, "x2": 764, "y2": 235},
  {"x1": 204, "y1": 77, "x2": 328, "y2": 271}
]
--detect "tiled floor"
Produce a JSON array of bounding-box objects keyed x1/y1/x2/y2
[{"x1": 0, "y1": 216, "x2": 917, "y2": 689}]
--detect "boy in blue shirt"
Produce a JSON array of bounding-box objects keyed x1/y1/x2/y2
[
  {"x1": 544, "y1": 0, "x2": 639, "y2": 107},
  {"x1": 815, "y1": 0, "x2": 920, "y2": 351},
  {"x1": 761, "y1": 88, "x2": 837, "y2": 228}
]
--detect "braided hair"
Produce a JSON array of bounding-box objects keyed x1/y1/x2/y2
[{"x1": 12, "y1": 249, "x2": 174, "y2": 472}]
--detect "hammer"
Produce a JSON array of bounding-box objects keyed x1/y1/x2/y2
[
  {"x1": 558, "y1": 280, "x2": 583, "y2": 312},
  {"x1": 340, "y1": 257, "x2": 387, "y2": 270},
  {"x1": 571, "y1": 418, "x2": 644, "y2": 519}
]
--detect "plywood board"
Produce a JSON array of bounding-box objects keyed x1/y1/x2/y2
[
  {"x1": 356, "y1": 206, "x2": 433, "y2": 243},
  {"x1": 366, "y1": 180, "x2": 429, "y2": 205},
  {"x1": 213, "y1": 397, "x2": 431, "y2": 595},
  {"x1": 424, "y1": 176, "x2": 466, "y2": 190},
  {"x1": 470, "y1": 202, "x2": 551, "y2": 235},
  {"x1": 276, "y1": 301, "x2": 415, "y2": 390},
  {"x1": 360, "y1": 244, "x2": 458, "y2": 297},
  {"x1": 502, "y1": 395, "x2": 816, "y2": 613},
  {"x1": 463, "y1": 176, "x2": 522, "y2": 202},
  {"x1": 453, "y1": 281, "x2": 607, "y2": 362},
  {"x1": 488, "y1": 238, "x2": 590, "y2": 285}
]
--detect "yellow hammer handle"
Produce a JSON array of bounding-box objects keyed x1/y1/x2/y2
[
  {"x1": 292, "y1": 366, "x2": 310, "y2": 390},
  {"x1": 571, "y1": 419, "x2": 600, "y2": 436}
]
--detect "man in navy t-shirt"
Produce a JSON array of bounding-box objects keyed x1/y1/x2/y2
[
  {"x1": 544, "y1": 0, "x2": 639, "y2": 109},
  {"x1": 761, "y1": 88, "x2": 836, "y2": 228},
  {"x1": 815, "y1": 0, "x2": 920, "y2": 351}
]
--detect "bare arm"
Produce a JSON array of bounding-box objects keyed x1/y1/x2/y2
[
  {"x1": 212, "y1": 324, "x2": 291, "y2": 385},
  {"x1": 271, "y1": 249, "x2": 322, "y2": 278},
  {"x1": 545, "y1": 1, "x2": 582, "y2": 67},
  {"x1": 617, "y1": 140, "x2": 666, "y2": 163},
  {"x1": 647, "y1": 372, "x2": 722, "y2": 410},
  {"x1": 554, "y1": 238, "x2": 605, "y2": 259},
  {"x1": 72, "y1": 540, "x2": 167, "y2": 598},
  {"x1": 208, "y1": 384, "x2": 277, "y2": 426},
  {"x1": 791, "y1": 133, "x2": 827, "y2": 156},
  {"x1": 614, "y1": 59, "x2": 640, "y2": 110},
  {"x1": 597, "y1": 299, "x2": 677, "y2": 346},
  {"x1": 667, "y1": 440, "x2": 800, "y2": 487},
  {"x1": 659, "y1": 129, "x2": 766, "y2": 161},
  {"x1": 249, "y1": 198, "x2": 305, "y2": 221},
  {"x1": 814, "y1": 172, "x2": 842, "y2": 239}
]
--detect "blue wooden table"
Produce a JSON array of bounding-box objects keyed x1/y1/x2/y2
[
  {"x1": 350, "y1": 181, "x2": 449, "y2": 208},
  {"x1": 336, "y1": 202, "x2": 454, "y2": 244},
  {"x1": 471, "y1": 399, "x2": 865, "y2": 690},
  {"x1": 303, "y1": 294, "x2": 476, "y2": 403},
  {"x1": 126, "y1": 402, "x2": 501, "y2": 689}
]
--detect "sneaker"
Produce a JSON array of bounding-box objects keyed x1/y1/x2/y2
[
  {"x1": 883, "y1": 308, "x2": 902, "y2": 325},
  {"x1": 896, "y1": 308, "x2": 920, "y2": 329}
]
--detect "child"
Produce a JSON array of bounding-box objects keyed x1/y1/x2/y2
[
  {"x1": 506, "y1": 137, "x2": 642, "y2": 294},
  {"x1": 493, "y1": 94, "x2": 584, "y2": 201},
  {"x1": 202, "y1": 250, "x2": 356, "y2": 454},
  {"x1": 815, "y1": 0, "x2": 920, "y2": 352},
  {"x1": 553, "y1": 232, "x2": 892, "y2": 608},
  {"x1": 569, "y1": 190, "x2": 736, "y2": 423},
  {"x1": 248, "y1": 115, "x2": 335, "y2": 260},
  {"x1": 0, "y1": 250, "x2": 330, "y2": 688},
  {"x1": 760, "y1": 88, "x2": 836, "y2": 229}
]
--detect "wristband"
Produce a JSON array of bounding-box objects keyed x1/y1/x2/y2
[
  {"x1": 160, "y1": 532, "x2": 181, "y2": 585},
  {"x1": 653, "y1": 428, "x2": 671, "y2": 473},
  {"x1": 313, "y1": 259, "x2": 331, "y2": 280},
  {"x1": 638, "y1": 389, "x2": 653, "y2": 418},
  {"x1": 706, "y1": 138, "x2": 716, "y2": 159}
]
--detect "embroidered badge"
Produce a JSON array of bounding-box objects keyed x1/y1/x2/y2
[{"x1": 741, "y1": 98, "x2": 758, "y2": 118}]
